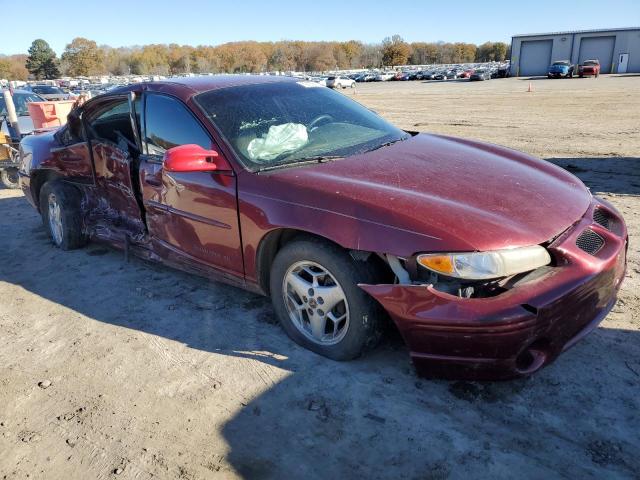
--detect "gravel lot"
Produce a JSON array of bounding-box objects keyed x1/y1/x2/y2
[{"x1": 1, "y1": 75, "x2": 639, "y2": 480}]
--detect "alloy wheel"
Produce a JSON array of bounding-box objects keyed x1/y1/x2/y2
[
  {"x1": 282, "y1": 261, "x2": 350, "y2": 345},
  {"x1": 48, "y1": 193, "x2": 63, "y2": 245}
]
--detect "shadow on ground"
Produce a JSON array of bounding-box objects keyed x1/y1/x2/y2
[
  {"x1": 0, "y1": 156, "x2": 639, "y2": 478},
  {"x1": 547, "y1": 157, "x2": 640, "y2": 196}
]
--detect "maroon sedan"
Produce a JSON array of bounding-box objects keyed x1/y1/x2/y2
[{"x1": 18, "y1": 76, "x2": 627, "y2": 379}]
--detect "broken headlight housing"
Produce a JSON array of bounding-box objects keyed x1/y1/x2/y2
[{"x1": 417, "y1": 245, "x2": 551, "y2": 281}]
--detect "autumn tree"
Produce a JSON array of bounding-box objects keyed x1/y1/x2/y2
[
  {"x1": 409, "y1": 43, "x2": 437, "y2": 65},
  {"x1": 25, "y1": 39, "x2": 60, "y2": 80},
  {"x1": 360, "y1": 44, "x2": 383, "y2": 68},
  {"x1": 0, "y1": 55, "x2": 29, "y2": 80},
  {"x1": 14, "y1": 36, "x2": 512, "y2": 78},
  {"x1": 339, "y1": 41, "x2": 363, "y2": 68},
  {"x1": 61, "y1": 37, "x2": 104, "y2": 76},
  {"x1": 381, "y1": 35, "x2": 410, "y2": 66},
  {"x1": 475, "y1": 42, "x2": 509, "y2": 62}
]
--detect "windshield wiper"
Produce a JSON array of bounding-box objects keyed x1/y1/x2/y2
[
  {"x1": 256, "y1": 155, "x2": 343, "y2": 173},
  {"x1": 360, "y1": 136, "x2": 409, "y2": 154}
]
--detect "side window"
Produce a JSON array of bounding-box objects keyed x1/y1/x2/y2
[
  {"x1": 144, "y1": 94, "x2": 212, "y2": 156},
  {"x1": 86, "y1": 97, "x2": 139, "y2": 149}
]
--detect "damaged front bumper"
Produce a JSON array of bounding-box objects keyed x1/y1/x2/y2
[{"x1": 361, "y1": 198, "x2": 628, "y2": 380}]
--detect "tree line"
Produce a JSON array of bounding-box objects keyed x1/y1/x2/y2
[{"x1": 2, "y1": 36, "x2": 510, "y2": 81}]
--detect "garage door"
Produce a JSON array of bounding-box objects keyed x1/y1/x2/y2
[
  {"x1": 578, "y1": 36, "x2": 615, "y2": 73},
  {"x1": 519, "y1": 40, "x2": 553, "y2": 76}
]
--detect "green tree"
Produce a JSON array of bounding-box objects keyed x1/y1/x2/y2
[
  {"x1": 61, "y1": 37, "x2": 104, "y2": 76},
  {"x1": 25, "y1": 39, "x2": 60, "y2": 80},
  {"x1": 381, "y1": 35, "x2": 410, "y2": 66}
]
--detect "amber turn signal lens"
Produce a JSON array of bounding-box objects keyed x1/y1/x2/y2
[{"x1": 417, "y1": 255, "x2": 454, "y2": 274}]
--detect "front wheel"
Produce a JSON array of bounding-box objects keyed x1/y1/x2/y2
[
  {"x1": 39, "y1": 180, "x2": 88, "y2": 250},
  {"x1": 270, "y1": 238, "x2": 383, "y2": 361},
  {"x1": 0, "y1": 168, "x2": 20, "y2": 189}
]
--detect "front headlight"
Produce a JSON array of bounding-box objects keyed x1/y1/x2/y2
[{"x1": 417, "y1": 246, "x2": 551, "y2": 280}]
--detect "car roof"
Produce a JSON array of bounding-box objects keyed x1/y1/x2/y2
[{"x1": 110, "y1": 75, "x2": 299, "y2": 101}]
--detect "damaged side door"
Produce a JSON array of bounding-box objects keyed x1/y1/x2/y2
[{"x1": 83, "y1": 94, "x2": 146, "y2": 242}]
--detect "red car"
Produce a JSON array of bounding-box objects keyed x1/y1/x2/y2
[
  {"x1": 18, "y1": 76, "x2": 627, "y2": 379},
  {"x1": 579, "y1": 59, "x2": 601, "y2": 77}
]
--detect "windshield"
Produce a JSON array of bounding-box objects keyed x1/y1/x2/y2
[
  {"x1": 583, "y1": 61, "x2": 598, "y2": 66},
  {"x1": 552, "y1": 62, "x2": 568, "y2": 66},
  {"x1": 31, "y1": 86, "x2": 63, "y2": 95},
  {"x1": 0, "y1": 92, "x2": 44, "y2": 116},
  {"x1": 195, "y1": 81, "x2": 408, "y2": 171}
]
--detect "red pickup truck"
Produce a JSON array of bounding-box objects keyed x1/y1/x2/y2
[{"x1": 578, "y1": 59, "x2": 601, "y2": 77}]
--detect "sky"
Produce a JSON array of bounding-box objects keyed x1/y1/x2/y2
[{"x1": 2, "y1": 0, "x2": 639, "y2": 55}]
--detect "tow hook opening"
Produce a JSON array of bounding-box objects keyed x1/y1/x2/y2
[{"x1": 515, "y1": 339, "x2": 549, "y2": 374}]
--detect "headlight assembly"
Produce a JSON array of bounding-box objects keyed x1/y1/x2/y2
[{"x1": 417, "y1": 246, "x2": 551, "y2": 280}]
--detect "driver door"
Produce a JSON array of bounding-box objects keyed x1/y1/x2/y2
[{"x1": 138, "y1": 93, "x2": 243, "y2": 278}]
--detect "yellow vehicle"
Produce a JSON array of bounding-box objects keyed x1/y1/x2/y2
[{"x1": 0, "y1": 129, "x2": 20, "y2": 189}]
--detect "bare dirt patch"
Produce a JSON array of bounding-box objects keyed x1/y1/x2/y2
[{"x1": 1, "y1": 76, "x2": 639, "y2": 479}]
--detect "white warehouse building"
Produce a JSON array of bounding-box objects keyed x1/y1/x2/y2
[{"x1": 510, "y1": 27, "x2": 640, "y2": 76}]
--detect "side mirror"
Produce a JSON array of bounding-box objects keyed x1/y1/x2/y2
[{"x1": 164, "y1": 144, "x2": 231, "y2": 173}]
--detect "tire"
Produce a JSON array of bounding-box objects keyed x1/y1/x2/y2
[
  {"x1": 270, "y1": 238, "x2": 383, "y2": 361},
  {"x1": 39, "y1": 180, "x2": 87, "y2": 250},
  {"x1": 0, "y1": 168, "x2": 20, "y2": 189}
]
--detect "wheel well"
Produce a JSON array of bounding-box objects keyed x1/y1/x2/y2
[
  {"x1": 255, "y1": 228, "x2": 394, "y2": 295},
  {"x1": 31, "y1": 170, "x2": 62, "y2": 212}
]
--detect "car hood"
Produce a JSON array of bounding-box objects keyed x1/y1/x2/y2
[{"x1": 264, "y1": 133, "x2": 591, "y2": 252}]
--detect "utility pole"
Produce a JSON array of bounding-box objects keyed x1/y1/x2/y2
[{"x1": 2, "y1": 90, "x2": 21, "y2": 139}]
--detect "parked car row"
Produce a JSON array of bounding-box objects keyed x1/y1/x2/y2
[
  {"x1": 547, "y1": 59, "x2": 601, "y2": 79},
  {"x1": 338, "y1": 62, "x2": 511, "y2": 84}
]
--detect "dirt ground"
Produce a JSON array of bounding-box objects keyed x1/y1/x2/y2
[{"x1": 1, "y1": 76, "x2": 639, "y2": 480}]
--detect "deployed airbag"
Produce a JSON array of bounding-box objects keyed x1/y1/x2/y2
[{"x1": 247, "y1": 123, "x2": 308, "y2": 161}]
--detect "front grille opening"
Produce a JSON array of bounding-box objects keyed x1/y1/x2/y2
[
  {"x1": 576, "y1": 229, "x2": 605, "y2": 255},
  {"x1": 593, "y1": 208, "x2": 612, "y2": 230}
]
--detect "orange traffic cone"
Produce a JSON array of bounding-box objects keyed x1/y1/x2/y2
[{"x1": 527, "y1": 82, "x2": 534, "y2": 92}]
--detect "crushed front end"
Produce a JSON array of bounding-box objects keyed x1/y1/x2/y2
[{"x1": 361, "y1": 198, "x2": 627, "y2": 380}]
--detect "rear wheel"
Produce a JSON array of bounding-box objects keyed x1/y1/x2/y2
[
  {"x1": 270, "y1": 238, "x2": 383, "y2": 361},
  {"x1": 0, "y1": 168, "x2": 20, "y2": 189},
  {"x1": 39, "y1": 180, "x2": 88, "y2": 250}
]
